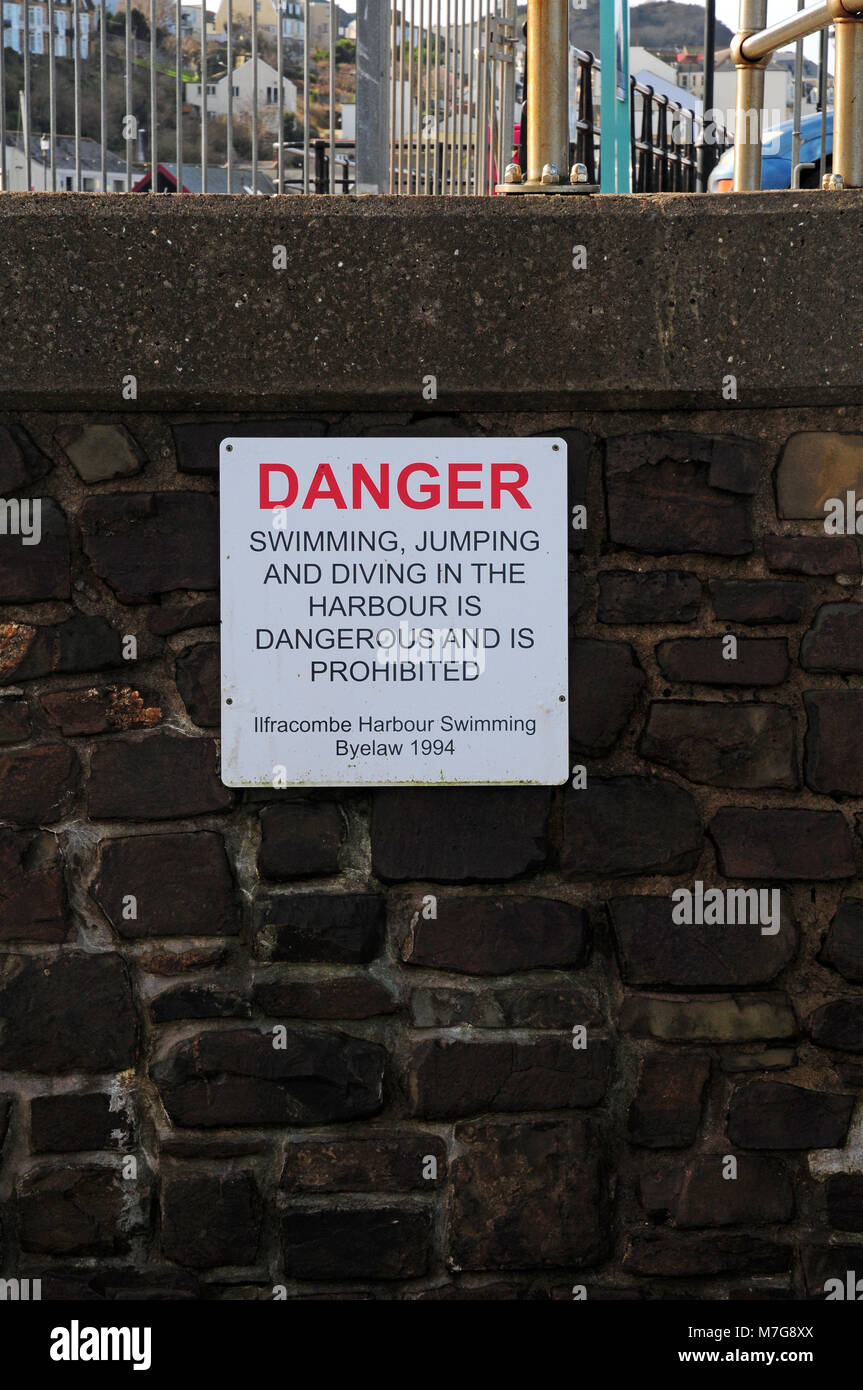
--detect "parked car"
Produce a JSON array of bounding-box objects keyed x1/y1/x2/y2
[{"x1": 708, "y1": 109, "x2": 833, "y2": 191}]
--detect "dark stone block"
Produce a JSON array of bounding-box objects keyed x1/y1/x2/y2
[
  {"x1": 826, "y1": 1174, "x2": 863, "y2": 1232},
  {"x1": 80, "y1": 493, "x2": 219, "y2": 600},
  {"x1": 0, "y1": 828, "x2": 66, "y2": 942},
  {"x1": 562, "y1": 777, "x2": 703, "y2": 877},
  {"x1": 17, "y1": 1166, "x2": 136, "y2": 1256},
  {"x1": 727, "y1": 1080, "x2": 854, "y2": 1149},
  {"x1": 41, "y1": 685, "x2": 162, "y2": 736},
  {"x1": 400, "y1": 895, "x2": 588, "y2": 974},
  {"x1": 0, "y1": 744, "x2": 80, "y2": 825},
  {"x1": 409, "y1": 984, "x2": 601, "y2": 1030},
  {"x1": 677, "y1": 1156, "x2": 794, "y2": 1227},
  {"x1": 404, "y1": 1037, "x2": 611, "y2": 1118},
  {"x1": 0, "y1": 952, "x2": 136, "y2": 1073},
  {"x1": 30, "y1": 1093, "x2": 127, "y2": 1153},
  {"x1": 764, "y1": 535, "x2": 860, "y2": 575},
  {"x1": 598, "y1": 569, "x2": 701, "y2": 624},
  {"x1": 258, "y1": 801, "x2": 344, "y2": 880},
  {"x1": 282, "y1": 1204, "x2": 432, "y2": 1280},
  {"x1": 161, "y1": 1172, "x2": 263, "y2": 1269},
  {"x1": 93, "y1": 831, "x2": 237, "y2": 938},
  {"x1": 710, "y1": 808, "x2": 855, "y2": 880},
  {"x1": 627, "y1": 1053, "x2": 709, "y2": 1148},
  {"x1": 172, "y1": 419, "x2": 326, "y2": 474},
  {"x1": 281, "y1": 1133, "x2": 447, "y2": 1192},
  {"x1": 805, "y1": 691, "x2": 863, "y2": 795},
  {"x1": 449, "y1": 1118, "x2": 607, "y2": 1271},
  {"x1": 569, "y1": 639, "x2": 645, "y2": 754},
  {"x1": 656, "y1": 636, "x2": 789, "y2": 686},
  {"x1": 623, "y1": 1231, "x2": 792, "y2": 1277},
  {"x1": 801, "y1": 602, "x2": 863, "y2": 672},
  {"x1": 0, "y1": 698, "x2": 30, "y2": 744},
  {"x1": 0, "y1": 499, "x2": 69, "y2": 601},
  {"x1": 150, "y1": 985, "x2": 251, "y2": 1022},
  {"x1": 0, "y1": 615, "x2": 125, "y2": 682},
  {"x1": 710, "y1": 579, "x2": 806, "y2": 625},
  {"x1": 0, "y1": 424, "x2": 52, "y2": 493},
  {"x1": 640, "y1": 701, "x2": 796, "y2": 789},
  {"x1": 253, "y1": 976, "x2": 397, "y2": 1019},
  {"x1": 152, "y1": 1027, "x2": 385, "y2": 1126},
  {"x1": 811, "y1": 998, "x2": 863, "y2": 1053},
  {"x1": 175, "y1": 642, "x2": 220, "y2": 727},
  {"x1": 147, "y1": 594, "x2": 221, "y2": 636},
  {"x1": 372, "y1": 788, "x2": 550, "y2": 882},
  {"x1": 87, "y1": 735, "x2": 232, "y2": 819},
  {"x1": 820, "y1": 899, "x2": 863, "y2": 982},
  {"x1": 605, "y1": 433, "x2": 755, "y2": 556},
  {"x1": 253, "y1": 892, "x2": 385, "y2": 963},
  {"x1": 610, "y1": 895, "x2": 795, "y2": 988}
]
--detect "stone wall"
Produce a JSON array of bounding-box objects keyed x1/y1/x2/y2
[{"x1": 3, "y1": 195, "x2": 863, "y2": 1300}]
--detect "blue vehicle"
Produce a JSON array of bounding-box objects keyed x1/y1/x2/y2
[{"x1": 708, "y1": 109, "x2": 833, "y2": 191}]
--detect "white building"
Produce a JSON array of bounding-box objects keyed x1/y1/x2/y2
[
  {"x1": 2, "y1": 0, "x2": 92, "y2": 57},
  {"x1": 713, "y1": 61, "x2": 791, "y2": 135},
  {"x1": 2, "y1": 134, "x2": 126, "y2": 191},
  {"x1": 186, "y1": 55, "x2": 297, "y2": 129}
]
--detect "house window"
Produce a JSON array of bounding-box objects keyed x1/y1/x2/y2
[
  {"x1": 232, "y1": 84, "x2": 239, "y2": 96},
  {"x1": 207, "y1": 83, "x2": 216, "y2": 94},
  {"x1": 28, "y1": 27, "x2": 42, "y2": 49}
]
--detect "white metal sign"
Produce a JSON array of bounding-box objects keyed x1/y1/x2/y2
[{"x1": 219, "y1": 437, "x2": 568, "y2": 787}]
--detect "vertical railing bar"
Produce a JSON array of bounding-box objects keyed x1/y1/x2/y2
[
  {"x1": 98, "y1": 0, "x2": 105, "y2": 190},
  {"x1": 388, "y1": 0, "x2": 397, "y2": 191},
  {"x1": 200, "y1": 0, "x2": 208, "y2": 191},
  {"x1": 252, "y1": 0, "x2": 259, "y2": 189},
  {"x1": 452, "y1": 0, "x2": 460, "y2": 192},
  {"x1": 0, "y1": 6, "x2": 6, "y2": 192},
  {"x1": 302, "y1": 0, "x2": 309, "y2": 191},
  {"x1": 441, "y1": 0, "x2": 450, "y2": 192},
  {"x1": 422, "y1": 0, "x2": 431, "y2": 192},
  {"x1": 456, "y1": 0, "x2": 464, "y2": 193},
  {"x1": 175, "y1": 0, "x2": 182, "y2": 190},
  {"x1": 73, "y1": 0, "x2": 81, "y2": 189},
  {"x1": 23, "y1": 0, "x2": 31, "y2": 190},
  {"x1": 125, "y1": 0, "x2": 132, "y2": 189},
  {"x1": 149, "y1": 0, "x2": 157, "y2": 188},
  {"x1": 49, "y1": 0, "x2": 58, "y2": 190},
  {"x1": 226, "y1": 0, "x2": 232, "y2": 192},
  {"x1": 277, "y1": 0, "x2": 284, "y2": 192},
  {"x1": 433, "y1": 0, "x2": 441, "y2": 191},
  {"x1": 478, "y1": 0, "x2": 488, "y2": 194},
  {"x1": 396, "y1": 0, "x2": 404, "y2": 192},
  {"x1": 468, "y1": 0, "x2": 476, "y2": 192},
  {"x1": 406, "y1": 0, "x2": 414, "y2": 191},
  {"x1": 328, "y1": 0, "x2": 335, "y2": 192}
]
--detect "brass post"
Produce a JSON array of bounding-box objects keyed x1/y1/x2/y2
[
  {"x1": 526, "y1": 0, "x2": 569, "y2": 184},
  {"x1": 731, "y1": 0, "x2": 769, "y2": 190},
  {"x1": 832, "y1": 1, "x2": 863, "y2": 186}
]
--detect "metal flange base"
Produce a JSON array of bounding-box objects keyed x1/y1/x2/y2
[{"x1": 494, "y1": 181, "x2": 600, "y2": 194}]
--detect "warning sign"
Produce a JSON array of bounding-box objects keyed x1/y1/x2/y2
[{"x1": 219, "y1": 437, "x2": 569, "y2": 787}]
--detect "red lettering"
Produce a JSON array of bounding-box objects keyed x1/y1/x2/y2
[
  {"x1": 352, "y1": 463, "x2": 390, "y2": 509},
  {"x1": 302, "y1": 463, "x2": 348, "y2": 509},
  {"x1": 448, "y1": 462, "x2": 483, "y2": 509},
  {"x1": 398, "y1": 463, "x2": 440, "y2": 509},
  {"x1": 491, "y1": 463, "x2": 531, "y2": 509},
  {"x1": 259, "y1": 463, "x2": 297, "y2": 509}
]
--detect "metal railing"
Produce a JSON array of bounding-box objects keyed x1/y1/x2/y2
[
  {"x1": 733, "y1": 0, "x2": 863, "y2": 189},
  {"x1": 559, "y1": 49, "x2": 732, "y2": 194},
  {"x1": 0, "y1": 0, "x2": 349, "y2": 193},
  {"x1": 387, "y1": 0, "x2": 517, "y2": 195}
]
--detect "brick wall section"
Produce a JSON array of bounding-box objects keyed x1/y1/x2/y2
[{"x1": 4, "y1": 405, "x2": 863, "y2": 1299}]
